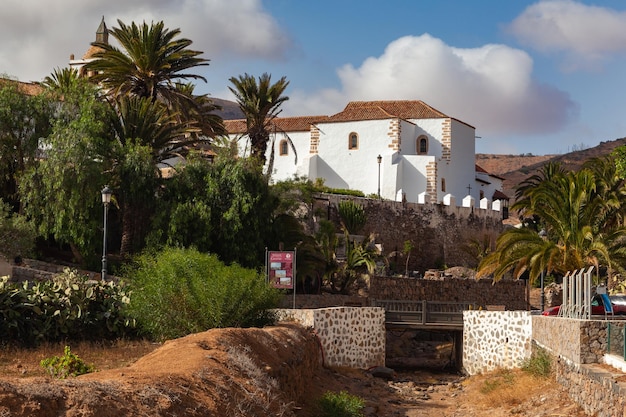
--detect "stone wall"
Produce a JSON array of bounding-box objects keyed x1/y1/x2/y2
[
  {"x1": 462, "y1": 311, "x2": 532, "y2": 375},
  {"x1": 532, "y1": 316, "x2": 609, "y2": 364},
  {"x1": 317, "y1": 193, "x2": 505, "y2": 271},
  {"x1": 370, "y1": 276, "x2": 526, "y2": 310},
  {"x1": 554, "y1": 358, "x2": 626, "y2": 417},
  {"x1": 276, "y1": 307, "x2": 386, "y2": 369}
]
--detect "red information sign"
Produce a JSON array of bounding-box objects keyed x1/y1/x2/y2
[{"x1": 268, "y1": 251, "x2": 294, "y2": 289}]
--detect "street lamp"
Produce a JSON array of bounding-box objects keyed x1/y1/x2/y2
[
  {"x1": 538, "y1": 228, "x2": 547, "y2": 312},
  {"x1": 377, "y1": 154, "x2": 382, "y2": 199},
  {"x1": 101, "y1": 186, "x2": 112, "y2": 281}
]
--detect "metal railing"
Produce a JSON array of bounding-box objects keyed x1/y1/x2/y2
[{"x1": 371, "y1": 299, "x2": 481, "y2": 327}]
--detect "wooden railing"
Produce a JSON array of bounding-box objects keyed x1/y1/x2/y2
[{"x1": 371, "y1": 299, "x2": 482, "y2": 328}]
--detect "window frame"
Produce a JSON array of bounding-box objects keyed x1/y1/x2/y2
[
  {"x1": 348, "y1": 132, "x2": 359, "y2": 150},
  {"x1": 417, "y1": 135, "x2": 428, "y2": 155},
  {"x1": 279, "y1": 139, "x2": 289, "y2": 156}
]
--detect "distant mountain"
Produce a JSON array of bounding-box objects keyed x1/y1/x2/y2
[
  {"x1": 477, "y1": 137, "x2": 626, "y2": 200},
  {"x1": 210, "y1": 97, "x2": 244, "y2": 120}
]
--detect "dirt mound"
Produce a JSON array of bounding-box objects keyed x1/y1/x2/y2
[{"x1": 0, "y1": 324, "x2": 321, "y2": 417}]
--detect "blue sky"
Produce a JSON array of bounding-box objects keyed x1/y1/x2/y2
[{"x1": 2, "y1": 0, "x2": 626, "y2": 155}]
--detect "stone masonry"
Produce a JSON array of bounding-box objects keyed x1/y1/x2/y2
[
  {"x1": 276, "y1": 307, "x2": 386, "y2": 369},
  {"x1": 462, "y1": 311, "x2": 533, "y2": 375}
]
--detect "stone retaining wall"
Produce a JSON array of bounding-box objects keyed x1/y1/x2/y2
[
  {"x1": 371, "y1": 276, "x2": 526, "y2": 310},
  {"x1": 462, "y1": 311, "x2": 532, "y2": 375},
  {"x1": 532, "y1": 316, "x2": 609, "y2": 364},
  {"x1": 276, "y1": 307, "x2": 386, "y2": 369},
  {"x1": 554, "y1": 357, "x2": 626, "y2": 417}
]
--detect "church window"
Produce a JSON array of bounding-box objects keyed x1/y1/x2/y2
[
  {"x1": 480, "y1": 190, "x2": 484, "y2": 200},
  {"x1": 349, "y1": 132, "x2": 359, "y2": 150},
  {"x1": 418, "y1": 136, "x2": 428, "y2": 154},
  {"x1": 441, "y1": 178, "x2": 446, "y2": 192},
  {"x1": 279, "y1": 140, "x2": 288, "y2": 156}
]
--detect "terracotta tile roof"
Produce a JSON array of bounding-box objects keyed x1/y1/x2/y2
[
  {"x1": 83, "y1": 44, "x2": 104, "y2": 60},
  {"x1": 0, "y1": 78, "x2": 44, "y2": 96},
  {"x1": 224, "y1": 115, "x2": 330, "y2": 134},
  {"x1": 493, "y1": 190, "x2": 509, "y2": 200},
  {"x1": 328, "y1": 100, "x2": 449, "y2": 122},
  {"x1": 475, "y1": 164, "x2": 488, "y2": 173}
]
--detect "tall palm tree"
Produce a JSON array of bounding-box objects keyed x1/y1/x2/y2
[
  {"x1": 109, "y1": 96, "x2": 189, "y2": 255},
  {"x1": 228, "y1": 73, "x2": 290, "y2": 165},
  {"x1": 85, "y1": 20, "x2": 207, "y2": 106}
]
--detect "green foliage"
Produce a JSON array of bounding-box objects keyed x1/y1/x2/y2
[
  {"x1": 0, "y1": 199, "x2": 36, "y2": 261},
  {"x1": 338, "y1": 200, "x2": 367, "y2": 235},
  {"x1": 0, "y1": 78, "x2": 53, "y2": 210},
  {"x1": 478, "y1": 159, "x2": 626, "y2": 284},
  {"x1": 0, "y1": 270, "x2": 135, "y2": 346},
  {"x1": 521, "y1": 347, "x2": 552, "y2": 377},
  {"x1": 316, "y1": 391, "x2": 366, "y2": 417},
  {"x1": 152, "y1": 156, "x2": 277, "y2": 267},
  {"x1": 403, "y1": 239, "x2": 415, "y2": 277},
  {"x1": 125, "y1": 247, "x2": 280, "y2": 341},
  {"x1": 19, "y1": 78, "x2": 111, "y2": 265},
  {"x1": 40, "y1": 346, "x2": 95, "y2": 378}
]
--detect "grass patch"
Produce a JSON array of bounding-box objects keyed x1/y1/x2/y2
[
  {"x1": 316, "y1": 390, "x2": 366, "y2": 417},
  {"x1": 521, "y1": 347, "x2": 552, "y2": 377}
]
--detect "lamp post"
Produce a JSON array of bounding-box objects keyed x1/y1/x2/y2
[
  {"x1": 538, "y1": 228, "x2": 547, "y2": 312},
  {"x1": 101, "y1": 186, "x2": 112, "y2": 281},
  {"x1": 377, "y1": 154, "x2": 382, "y2": 199}
]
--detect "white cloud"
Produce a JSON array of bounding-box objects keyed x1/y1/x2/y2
[
  {"x1": 0, "y1": 0, "x2": 289, "y2": 82},
  {"x1": 507, "y1": 0, "x2": 626, "y2": 69},
  {"x1": 288, "y1": 34, "x2": 577, "y2": 138}
]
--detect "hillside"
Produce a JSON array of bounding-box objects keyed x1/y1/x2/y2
[{"x1": 477, "y1": 137, "x2": 626, "y2": 199}]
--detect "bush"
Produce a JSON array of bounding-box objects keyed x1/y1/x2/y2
[
  {"x1": 0, "y1": 270, "x2": 135, "y2": 346},
  {"x1": 40, "y1": 345, "x2": 95, "y2": 378},
  {"x1": 521, "y1": 347, "x2": 552, "y2": 377},
  {"x1": 125, "y1": 247, "x2": 281, "y2": 341},
  {"x1": 316, "y1": 391, "x2": 366, "y2": 417}
]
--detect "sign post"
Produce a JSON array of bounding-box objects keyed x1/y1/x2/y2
[{"x1": 267, "y1": 250, "x2": 297, "y2": 308}]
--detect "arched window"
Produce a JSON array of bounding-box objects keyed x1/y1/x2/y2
[
  {"x1": 479, "y1": 190, "x2": 485, "y2": 200},
  {"x1": 349, "y1": 132, "x2": 359, "y2": 150},
  {"x1": 417, "y1": 136, "x2": 428, "y2": 154},
  {"x1": 441, "y1": 178, "x2": 446, "y2": 192},
  {"x1": 279, "y1": 140, "x2": 288, "y2": 156}
]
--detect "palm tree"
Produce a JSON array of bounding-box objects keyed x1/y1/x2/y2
[
  {"x1": 477, "y1": 161, "x2": 626, "y2": 285},
  {"x1": 85, "y1": 20, "x2": 208, "y2": 107},
  {"x1": 228, "y1": 73, "x2": 290, "y2": 166},
  {"x1": 41, "y1": 67, "x2": 81, "y2": 93},
  {"x1": 108, "y1": 96, "x2": 190, "y2": 255}
]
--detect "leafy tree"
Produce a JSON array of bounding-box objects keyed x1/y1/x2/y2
[
  {"x1": 0, "y1": 77, "x2": 52, "y2": 211},
  {"x1": 228, "y1": 73, "x2": 290, "y2": 166},
  {"x1": 0, "y1": 199, "x2": 36, "y2": 262},
  {"x1": 151, "y1": 155, "x2": 277, "y2": 267},
  {"x1": 20, "y1": 77, "x2": 111, "y2": 265}
]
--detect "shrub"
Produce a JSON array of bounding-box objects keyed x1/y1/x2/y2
[
  {"x1": 40, "y1": 345, "x2": 95, "y2": 378},
  {"x1": 521, "y1": 347, "x2": 552, "y2": 377},
  {"x1": 0, "y1": 270, "x2": 135, "y2": 346},
  {"x1": 316, "y1": 391, "x2": 366, "y2": 417},
  {"x1": 125, "y1": 247, "x2": 281, "y2": 341}
]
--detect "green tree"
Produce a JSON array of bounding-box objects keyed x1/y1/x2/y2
[
  {"x1": 478, "y1": 161, "x2": 626, "y2": 284},
  {"x1": 20, "y1": 77, "x2": 111, "y2": 265},
  {"x1": 228, "y1": 73, "x2": 290, "y2": 166},
  {"x1": 0, "y1": 77, "x2": 52, "y2": 211},
  {"x1": 0, "y1": 199, "x2": 36, "y2": 262},
  {"x1": 151, "y1": 155, "x2": 277, "y2": 267}
]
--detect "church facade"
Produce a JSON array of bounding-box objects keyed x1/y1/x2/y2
[{"x1": 225, "y1": 100, "x2": 507, "y2": 210}]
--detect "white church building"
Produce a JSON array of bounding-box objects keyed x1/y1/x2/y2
[{"x1": 225, "y1": 100, "x2": 508, "y2": 210}]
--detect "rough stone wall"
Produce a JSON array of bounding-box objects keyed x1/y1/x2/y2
[
  {"x1": 276, "y1": 307, "x2": 386, "y2": 369},
  {"x1": 320, "y1": 193, "x2": 505, "y2": 271},
  {"x1": 532, "y1": 316, "x2": 609, "y2": 364},
  {"x1": 370, "y1": 276, "x2": 526, "y2": 310},
  {"x1": 462, "y1": 311, "x2": 532, "y2": 375},
  {"x1": 554, "y1": 358, "x2": 626, "y2": 417}
]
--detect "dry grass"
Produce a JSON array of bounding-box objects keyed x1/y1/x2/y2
[
  {"x1": 462, "y1": 368, "x2": 552, "y2": 411},
  {"x1": 0, "y1": 339, "x2": 159, "y2": 378}
]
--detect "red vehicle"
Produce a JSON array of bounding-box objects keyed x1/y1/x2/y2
[{"x1": 541, "y1": 294, "x2": 626, "y2": 316}]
